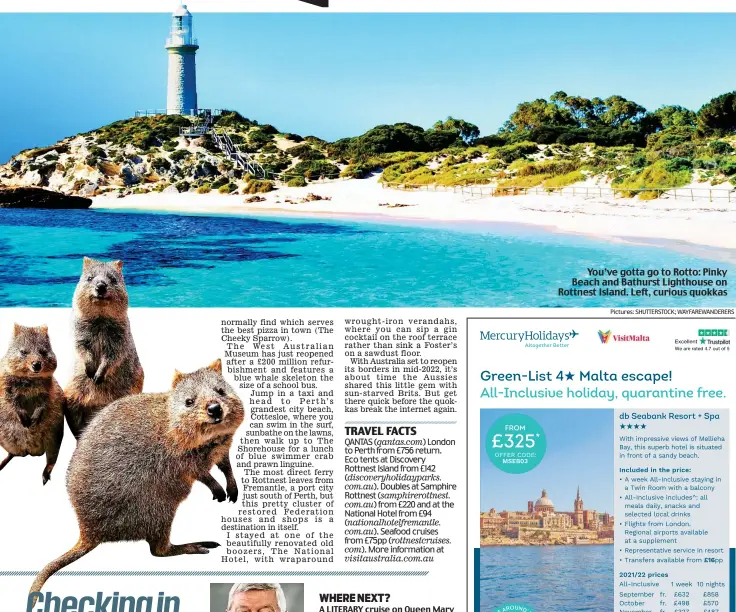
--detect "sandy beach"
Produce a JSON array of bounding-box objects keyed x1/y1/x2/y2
[{"x1": 91, "y1": 176, "x2": 736, "y2": 253}]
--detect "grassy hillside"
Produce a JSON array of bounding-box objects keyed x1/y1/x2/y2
[{"x1": 2, "y1": 91, "x2": 736, "y2": 199}]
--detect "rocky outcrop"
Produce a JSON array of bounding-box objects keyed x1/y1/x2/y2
[{"x1": 0, "y1": 187, "x2": 92, "y2": 209}]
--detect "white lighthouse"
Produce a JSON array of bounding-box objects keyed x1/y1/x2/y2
[{"x1": 165, "y1": 3, "x2": 198, "y2": 115}]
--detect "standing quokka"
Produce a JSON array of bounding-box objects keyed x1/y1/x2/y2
[
  {"x1": 64, "y1": 257, "x2": 144, "y2": 438},
  {"x1": 30, "y1": 359, "x2": 244, "y2": 594},
  {"x1": 0, "y1": 324, "x2": 65, "y2": 485}
]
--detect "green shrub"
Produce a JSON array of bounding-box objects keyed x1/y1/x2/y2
[
  {"x1": 646, "y1": 126, "x2": 696, "y2": 152},
  {"x1": 151, "y1": 157, "x2": 171, "y2": 173},
  {"x1": 174, "y1": 180, "x2": 191, "y2": 193},
  {"x1": 215, "y1": 110, "x2": 256, "y2": 131},
  {"x1": 718, "y1": 157, "x2": 736, "y2": 175},
  {"x1": 249, "y1": 130, "x2": 273, "y2": 148},
  {"x1": 708, "y1": 140, "x2": 733, "y2": 155},
  {"x1": 381, "y1": 157, "x2": 428, "y2": 183},
  {"x1": 197, "y1": 184, "x2": 212, "y2": 194},
  {"x1": 328, "y1": 123, "x2": 439, "y2": 159},
  {"x1": 693, "y1": 157, "x2": 717, "y2": 170},
  {"x1": 543, "y1": 170, "x2": 585, "y2": 189},
  {"x1": 615, "y1": 160, "x2": 692, "y2": 198},
  {"x1": 287, "y1": 176, "x2": 307, "y2": 187},
  {"x1": 288, "y1": 159, "x2": 340, "y2": 179},
  {"x1": 88, "y1": 145, "x2": 106, "y2": 159},
  {"x1": 259, "y1": 154, "x2": 291, "y2": 175},
  {"x1": 630, "y1": 154, "x2": 647, "y2": 169},
  {"x1": 515, "y1": 159, "x2": 579, "y2": 177},
  {"x1": 475, "y1": 135, "x2": 507, "y2": 147},
  {"x1": 288, "y1": 143, "x2": 325, "y2": 160},
  {"x1": 169, "y1": 149, "x2": 190, "y2": 162},
  {"x1": 218, "y1": 183, "x2": 237, "y2": 194},
  {"x1": 163, "y1": 140, "x2": 178, "y2": 152},
  {"x1": 95, "y1": 115, "x2": 191, "y2": 148},
  {"x1": 211, "y1": 176, "x2": 229, "y2": 189},
  {"x1": 663, "y1": 157, "x2": 693, "y2": 172},
  {"x1": 341, "y1": 163, "x2": 378, "y2": 179},
  {"x1": 244, "y1": 179, "x2": 275, "y2": 194},
  {"x1": 494, "y1": 141, "x2": 539, "y2": 163}
]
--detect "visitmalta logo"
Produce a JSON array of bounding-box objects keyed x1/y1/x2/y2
[{"x1": 598, "y1": 330, "x2": 650, "y2": 343}]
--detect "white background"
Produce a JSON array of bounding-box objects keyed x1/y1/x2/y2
[{"x1": 0, "y1": 307, "x2": 467, "y2": 612}]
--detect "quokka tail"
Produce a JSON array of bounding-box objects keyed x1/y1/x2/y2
[{"x1": 30, "y1": 538, "x2": 97, "y2": 597}]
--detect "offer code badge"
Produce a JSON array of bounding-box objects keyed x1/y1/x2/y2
[{"x1": 485, "y1": 413, "x2": 546, "y2": 474}]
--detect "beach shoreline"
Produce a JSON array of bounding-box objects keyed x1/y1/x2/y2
[{"x1": 90, "y1": 177, "x2": 736, "y2": 257}]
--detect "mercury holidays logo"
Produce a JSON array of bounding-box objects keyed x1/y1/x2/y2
[
  {"x1": 598, "y1": 330, "x2": 612, "y2": 344},
  {"x1": 479, "y1": 329, "x2": 578, "y2": 348}
]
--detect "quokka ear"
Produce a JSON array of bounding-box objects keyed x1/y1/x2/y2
[
  {"x1": 172, "y1": 370, "x2": 185, "y2": 388},
  {"x1": 36, "y1": 325, "x2": 49, "y2": 335},
  {"x1": 207, "y1": 358, "x2": 222, "y2": 374},
  {"x1": 110, "y1": 260, "x2": 123, "y2": 272},
  {"x1": 13, "y1": 323, "x2": 23, "y2": 337}
]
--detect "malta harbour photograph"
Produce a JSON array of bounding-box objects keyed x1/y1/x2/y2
[
  {"x1": 479, "y1": 409, "x2": 615, "y2": 611},
  {"x1": 0, "y1": 11, "x2": 734, "y2": 307}
]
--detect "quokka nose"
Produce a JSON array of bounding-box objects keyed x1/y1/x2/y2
[
  {"x1": 32, "y1": 361, "x2": 42, "y2": 372},
  {"x1": 207, "y1": 403, "x2": 223, "y2": 420},
  {"x1": 96, "y1": 282, "x2": 108, "y2": 295}
]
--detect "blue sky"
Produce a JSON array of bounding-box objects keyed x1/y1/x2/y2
[
  {"x1": 480, "y1": 409, "x2": 614, "y2": 513},
  {"x1": 1, "y1": 13, "x2": 735, "y2": 162}
]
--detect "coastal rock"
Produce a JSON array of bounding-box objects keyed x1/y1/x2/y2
[
  {"x1": 0, "y1": 187, "x2": 91, "y2": 209},
  {"x1": 192, "y1": 162, "x2": 215, "y2": 179},
  {"x1": 245, "y1": 195, "x2": 266, "y2": 203},
  {"x1": 304, "y1": 192, "x2": 331, "y2": 202},
  {"x1": 20, "y1": 170, "x2": 44, "y2": 187},
  {"x1": 78, "y1": 183, "x2": 98, "y2": 197},
  {"x1": 163, "y1": 185, "x2": 179, "y2": 194},
  {"x1": 120, "y1": 165, "x2": 140, "y2": 186}
]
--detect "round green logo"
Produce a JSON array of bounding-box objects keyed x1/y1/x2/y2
[
  {"x1": 485, "y1": 413, "x2": 546, "y2": 474},
  {"x1": 493, "y1": 605, "x2": 536, "y2": 612}
]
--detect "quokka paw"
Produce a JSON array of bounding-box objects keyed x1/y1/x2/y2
[
  {"x1": 212, "y1": 488, "x2": 226, "y2": 503},
  {"x1": 227, "y1": 486, "x2": 238, "y2": 503},
  {"x1": 17, "y1": 412, "x2": 32, "y2": 428}
]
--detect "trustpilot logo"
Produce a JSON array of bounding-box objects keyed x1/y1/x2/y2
[{"x1": 479, "y1": 329, "x2": 579, "y2": 343}]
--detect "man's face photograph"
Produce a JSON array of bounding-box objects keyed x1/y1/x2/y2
[{"x1": 229, "y1": 588, "x2": 281, "y2": 612}]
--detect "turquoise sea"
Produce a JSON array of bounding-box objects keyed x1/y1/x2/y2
[
  {"x1": 480, "y1": 545, "x2": 614, "y2": 611},
  {"x1": 0, "y1": 208, "x2": 732, "y2": 307}
]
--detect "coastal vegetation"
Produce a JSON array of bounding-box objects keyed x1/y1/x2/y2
[{"x1": 3, "y1": 92, "x2": 736, "y2": 199}]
